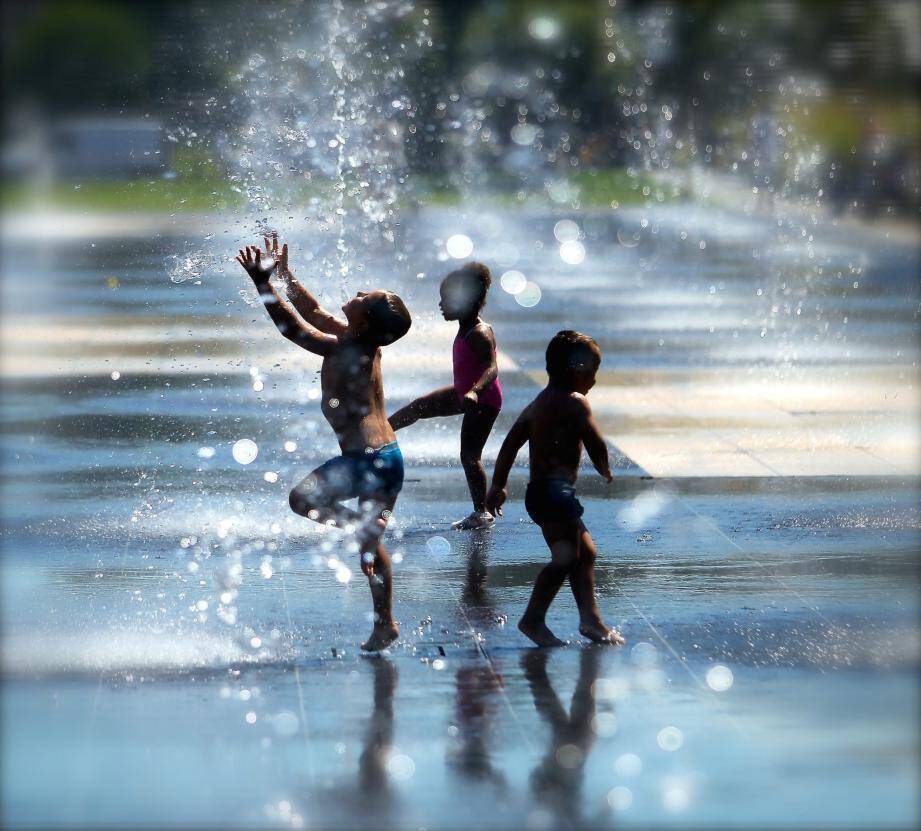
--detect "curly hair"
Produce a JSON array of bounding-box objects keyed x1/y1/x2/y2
[
  {"x1": 442, "y1": 261, "x2": 492, "y2": 314},
  {"x1": 545, "y1": 330, "x2": 601, "y2": 382}
]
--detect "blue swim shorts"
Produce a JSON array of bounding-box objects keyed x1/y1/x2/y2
[
  {"x1": 298, "y1": 441, "x2": 404, "y2": 505},
  {"x1": 525, "y1": 478, "x2": 584, "y2": 526}
]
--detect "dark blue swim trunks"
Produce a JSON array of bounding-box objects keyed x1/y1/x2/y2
[
  {"x1": 302, "y1": 441, "x2": 404, "y2": 504},
  {"x1": 525, "y1": 478, "x2": 584, "y2": 525}
]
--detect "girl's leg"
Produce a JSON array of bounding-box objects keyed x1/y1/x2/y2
[
  {"x1": 459, "y1": 404, "x2": 500, "y2": 513},
  {"x1": 388, "y1": 385, "x2": 461, "y2": 431}
]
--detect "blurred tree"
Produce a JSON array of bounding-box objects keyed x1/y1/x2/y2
[{"x1": 5, "y1": 0, "x2": 150, "y2": 113}]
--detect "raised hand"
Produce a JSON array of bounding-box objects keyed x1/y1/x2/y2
[
  {"x1": 262, "y1": 233, "x2": 292, "y2": 278},
  {"x1": 235, "y1": 245, "x2": 277, "y2": 286}
]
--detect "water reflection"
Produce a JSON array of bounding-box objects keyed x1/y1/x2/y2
[
  {"x1": 522, "y1": 648, "x2": 602, "y2": 826},
  {"x1": 312, "y1": 657, "x2": 400, "y2": 827},
  {"x1": 359, "y1": 657, "x2": 399, "y2": 806},
  {"x1": 459, "y1": 532, "x2": 494, "y2": 609},
  {"x1": 448, "y1": 662, "x2": 506, "y2": 791}
]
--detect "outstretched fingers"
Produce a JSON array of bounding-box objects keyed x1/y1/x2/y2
[{"x1": 262, "y1": 234, "x2": 279, "y2": 257}]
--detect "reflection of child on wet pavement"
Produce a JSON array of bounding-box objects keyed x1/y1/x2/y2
[
  {"x1": 236, "y1": 234, "x2": 411, "y2": 651},
  {"x1": 389, "y1": 263, "x2": 503, "y2": 530},
  {"x1": 522, "y1": 648, "x2": 601, "y2": 819},
  {"x1": 486, "y1": 331, "x2": 624, "y2": 647},
  {"x1": 449, "y1": 664, "x2": 507, "y2": 790}
]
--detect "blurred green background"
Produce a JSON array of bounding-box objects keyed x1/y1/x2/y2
[{"x1": 1, "y1": 0, "x2": 918, "y2": 215}]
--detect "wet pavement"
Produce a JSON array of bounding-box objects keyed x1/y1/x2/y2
[{"x1": 1, "y1": 204, "x2": 919, "y2": 827}]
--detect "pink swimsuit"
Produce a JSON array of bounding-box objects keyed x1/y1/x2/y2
[{"x1": 453, "y1": 326, "x2": 503, "y2": 411}]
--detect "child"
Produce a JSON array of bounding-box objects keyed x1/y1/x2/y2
[
  {"x1": 388, "y1": 262, "x2": 502, "y2": 530},
  {"x1": 236, "y1": 234, "x2": 411, "y2": 651},
  {"x1": 485, "y1": 331, "x2": 624, "y2": 647}
]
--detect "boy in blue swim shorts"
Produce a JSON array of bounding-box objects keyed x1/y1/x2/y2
[
  {"x1": 237, "y1": 234, "x2": 411, "y2": 651},
  {"x1": 486, "y1": 331, "x2": 624, "y2": 648}
]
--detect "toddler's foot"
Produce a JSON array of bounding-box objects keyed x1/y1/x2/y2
[
  {"x1": 361, "y1": 622, "x2": 399, "y2": 652},
  {"x1": 451, "y1": 511, "x2": 495, "y2": 531},
  {"x1": 518, "y1": 617, "x2": 566, "y2": 648},
  {"x1": 579, "y1": 619, "x2": 625, "y2": 645}
]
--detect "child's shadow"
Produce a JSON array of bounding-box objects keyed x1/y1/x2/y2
[
  {"x1": 447, "y1": 662, "x2": 507, "y2": 791},
  {"x1": 459, "y1": 532, "x2": 502, "y2": 626},
  {"x1": 310, "y1": 657, "x2": 400, "y2": 825},
  {"x1": 359, "y1": 657, "x2": 399, "y2": 800},
  {"x1": 521, "y1": 648, "x2": 604, "y2": 826}
]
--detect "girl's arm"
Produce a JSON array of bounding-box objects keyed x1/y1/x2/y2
[{"x1": 462, "y1": 324, "x2": 499, "y2": 406}]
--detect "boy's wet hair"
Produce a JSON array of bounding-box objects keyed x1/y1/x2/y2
[
  {"x1": 442, "y1": 261, "x2": 492, "y2": 313},
  {"x1": 545, "y1": 330, "x2": 601, "y2": 382},
  {"x1": 365, "y1": 291, "x2": 412, "y2": 346}
]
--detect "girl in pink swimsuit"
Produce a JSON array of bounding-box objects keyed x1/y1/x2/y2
[{"x1": 389, "y1": 262, "x2": 503, "y2": 529}]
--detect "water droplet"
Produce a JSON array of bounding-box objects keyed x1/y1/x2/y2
[
  {"x1": 272, "y1": 711, "x2": 300, "y2": 737},
  {"x1": 706, "y1": 664, "x2": 733, "y2": 692},
  {"x1": 232, "y1": 439, "x2": 259, "y2": 465},
  {"x1": 614, "y1": 753, "x2": 642, "y2": 777},
  {"x1": 663, "y1": 784, "x2": 689, "y2": 812},
  {"x1": 515, "y1": 281, "x2": 542, "y2": 307},
  {"x1": 446, "y1": 234, "x2": 474, "y2": 259},
  {"x1": 500, "y1": 269, "x2": 527, "y2": 295},
  {"x1": 426, "y1": 536, "x2": 451, "y2": 556},
  {"x1": 528, "y1": 17, "x2": 560, "y2": 41},
  {"x1": 511, "y1": 123, "x2": 539, "y2": 146},
  {"x1": 110, "y1": 370, "x2": 121, "y2": 380},
  {"x1": 387, "y1": 754, "x2": 415, "y2": 780},
  {"x1": 657, "y1": 726, "x2": 683, "y2": 752},
  {"x1": 617, "y1": 228, "x2": 641, "y2": 247},
  {"x1": 553, "y1": 219, "x2": 580, "y2": 243},
  {"x1": 559, "y1": 240, "x2": 585, "y2": 265},
  {"x1": 607, "y1": 786, "x2": 633, "y2": 811}
]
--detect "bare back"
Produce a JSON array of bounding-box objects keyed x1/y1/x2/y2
[
  {"x1": 321, "y1": 338, "x2": 396, "y2": 452},
  {"x1": 521, "y1": 387, "x2": 591, "y2": 483}
]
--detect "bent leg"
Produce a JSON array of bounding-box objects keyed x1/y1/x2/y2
[
  {"x1": 459, "y1": 404, "x2": 499, "y2": 513},
  {"x1": 571, "y1": 526, "x2": 624, "y2": 645},
  {"x1": 389, "y1": 385, "x2": 461, "y2": 431},
  {"x1": 289, "y1": 458, "x2": 362, "y2": 529},
  {"x1": 519, "y1": 522, "x2": 580, "y2": 647},
  {"x1": 360, "y1": 495, "x2": 400, "y2": 652}
]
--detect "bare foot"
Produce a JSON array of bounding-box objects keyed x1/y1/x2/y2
[
  {"x1": 518, "y1": 617, "x2": 566, "y2": 648},
  {"x1": 579, "y1": 619, "x2": 625, "y2": 645},
  {"x1": 361, "y1": 622, "x2": 399, "y2": 652},
  {"x1": 451, "y1": 511, "x2": 495, "y2": 531}
]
